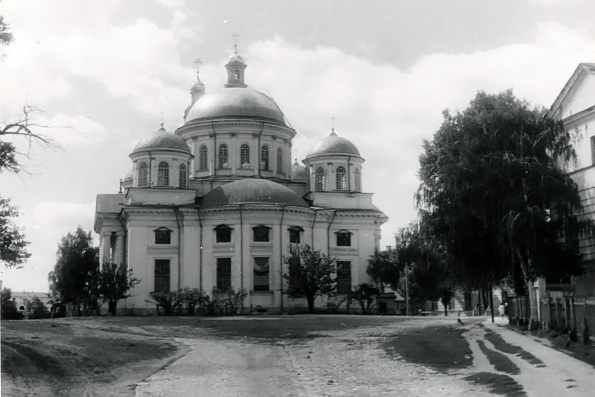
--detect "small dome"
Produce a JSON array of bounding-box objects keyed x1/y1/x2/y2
[
  {"x1": 306, "y1": 132, "x2": 361, "y2": 158},
  {"x1": 185, "y1": 88, "x2": 287, "y2": 126},
  {"x1": 292, "y1": 160, "x2": 306, "y2": 181},
  {"x1": 202, "y1": 179, "x2": 308, "y2": 207},
  {"x1": 132, "y1": 125, "x2": 191, "y2": 155}
]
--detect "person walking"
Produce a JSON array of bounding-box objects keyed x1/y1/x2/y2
[{"x1": 498, "y1": 303, "x2": 505, "y2": 318}]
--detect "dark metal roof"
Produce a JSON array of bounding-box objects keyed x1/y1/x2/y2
[
  {"x1": 132, "y1": 127, "x2": 191, "y2": 155},
  {"x1": 185, "y1": 87, "x2": 287, "y2": 126},
  {"x1": 201, "y1": 179, "x2": 308, "y2": 207},
  {"x1": 306, "y1": 132, "x2": 361, "y2": 158}
]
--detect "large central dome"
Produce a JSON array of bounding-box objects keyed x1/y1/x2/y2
[
  {"x1": 185, "y1": 87, "x2": 287, "y2": 126},
  {"x1": 202, "y1": 179, "x2": 308, "y2": 207}
]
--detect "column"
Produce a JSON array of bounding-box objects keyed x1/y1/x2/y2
[
  {"x1": 100, "y1": 233, "x2": 111, "y2": 265},
  {"x1": 112, "y1": 232, "x2": 125, "y2": 266}
]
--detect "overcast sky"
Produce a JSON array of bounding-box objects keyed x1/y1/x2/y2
[{"x1": 1, "y1": 0, "x2": 594, "y2": 293}]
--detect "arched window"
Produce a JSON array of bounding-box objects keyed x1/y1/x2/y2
[
  {"x1": 240, "y1": 144, "x2": 250, "y2": 168},
  {"x1": 315, "y1": 167, "x2": 326, "y2": 191},
  {"x1": 157, "y1": 162, "x2": 169, "y2": 186},
  {"x1": 260, "y1": 145, "x2": 269, "y2": 170},
  {"x1": 336, "y1": 166, "x2": 347, "y2": 190},
  {"x1": 355, "y1": 168, "x2": 361, "y2": 192},
  {"x1": 277, "y1": 148, "x2": 283, "y2": 173},
  {"x1": 214, "y1": 224, "x2": 232, "y2": 243},
  {"x1": 219, "y1": 144, "x2": 228, "y2": 169},
  {"x1": 199, "y1": 145, "x2": 208, "y2": 171},
  {"x1": 138, "y1": 162, "x2": 148, "y2": 187},
  {"x1": 179, "y1": 164, "x2": 187, "y2": 189}
]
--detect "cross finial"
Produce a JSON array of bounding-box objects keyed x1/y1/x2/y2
[
  {"x1": 331, "y1": 116, "x2": 336, "y2": 133},
  {"x1": 194, "y1": 58, "x2": 202, "y2": 72},
  {"x1": 232, "y1": 33, "x2": 239, "y2": 54},
  {"x1": 160, "y1": 111, "x2": 164, "y2": 128}
]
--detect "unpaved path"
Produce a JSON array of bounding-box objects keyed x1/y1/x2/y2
[{"x1": 135, "y1": 318, "x2": 595, "y2": 396}]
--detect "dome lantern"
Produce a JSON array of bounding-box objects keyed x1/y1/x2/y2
[{"x1": 225, "y1": 41, "x2": 247, "y2": 88}]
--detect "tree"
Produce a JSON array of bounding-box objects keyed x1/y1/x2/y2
[
  {"x1": 282, "y1": 245, "x2": 336, "y2": 314},
  {"x1": 1, "y1": 16, "x2": 58, "y2": 269},
  {"x1": 1, "y1": 288, "x2": 19, "y2": 320},
  {"x1": 0, "y1": 197, "x2": 30, "y2": 268},
  {"x1": 94, "y1": 262, "x2": 140, "y2": 316},
  {"x1": 49, "y1": 227, "x2": 99, "y2": 316},
  {"x1": 366, "y1": 250, "x2": 399, "y2": 292},
  {"x1": 350, "y1": 283, "x2": 380, "y2": 314},
  {"x1": 417, "y1": 90, "x2": 590, "y2": 325}
]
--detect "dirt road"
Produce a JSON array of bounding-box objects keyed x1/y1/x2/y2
[{"x1": 135, "y1": 317, "x2": 595, "y2": 396}]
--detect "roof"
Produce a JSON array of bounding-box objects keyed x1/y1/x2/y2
[
  {"x1": 185, "y1": 87, "x2": 288, "y2": 126},
  {"x1": 549, "y1": 63, "x2": 595, "y2": 118},
  {"x1": 201, "y1": 179, "x2": 309, "y2": 207},
  {"x1": 132, "y1": 126, "x2": 191, "y2": 155},
  {"x1": 306, "y1": 132, "x2": 361, "y2": 158}
]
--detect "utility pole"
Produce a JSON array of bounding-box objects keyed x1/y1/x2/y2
[{"x1": 405, "y1": 262, "x2": 410, "y2": 316}]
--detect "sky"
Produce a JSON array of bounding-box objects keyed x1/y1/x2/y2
[{"x1": 1, "y1": 0, "x2": 594, "y2": 293}]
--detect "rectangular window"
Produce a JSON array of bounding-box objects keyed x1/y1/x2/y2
[
  {"x1": 253, "y1": 257, "x2": 270, "y2": 291},
  {"x1": 591, "y1": 135, "x2": 595, "y2": 165},
  {"x1": 215, "y1": 225, "x2": 232, "y2": 243},
  {"x1": 253, "y1": 226, "x2": 270, "y2": 242},
  {"x1": 216, "y1": 258, "x2": 232, "y2": 290},
  {"x1": 336, "y1": 261, "x2": 351, "y2": 294},
  {"x1": 155, "y1": 229, "x2": 171, "y2": 244},
  {"x1": 154, "y1": 260, "x2": 170, "y2": 293},
  {"x1": 289, "y1": 228, "x2": 301, "y2": 244},
  {"x1": 336, "y1": 231, "x2": 351, "y2": 247}
]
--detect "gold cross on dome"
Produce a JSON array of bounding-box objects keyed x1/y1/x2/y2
[{"x1": 194, "y1": 58, "x2": 202, "y2": 72}]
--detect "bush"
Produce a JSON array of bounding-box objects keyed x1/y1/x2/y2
[
  {"x1": 212, "y1": 288, "x2": 247, "y2": 314},
  {"x1": 178, "y1": 287, "x2": 209, "y2": 315},
  {"x1": 25, "y1": 296, "x2": 50, "y2": 319},
  {"x1": 147, "y1": 291, "x2": 181, "y2": 315}
]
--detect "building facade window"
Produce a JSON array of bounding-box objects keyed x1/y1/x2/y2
[
  {"x1": 199, "y1": 145, "x2": 208, "y2": 171},
  {"x1": 336, "y1": 261, "x2": 352, "y2": 294},
  {"x1": 355, "y1": 168, "x2": 361, "y2": 192},
  {"x1": 215, "y1": 225, "x2": 232, "y2": 243},
  {"x1": 179, "y1": 164, "x2": 187, "y2": 189},
  {"x1": 277, "y1": 148, "x2": 283, "y2": 173},
  {"x1": 253, "y1": 225, "x2": 270, "y2": 242},
  {"x1": 157, "y1": 162, "x2": 169, "y2": 186},
  {"x1": 336, "y1": 230, "x2": 352, "y2": 247},
  {"x1": 240, "y1": 144, "x2": 250, "y2": 168},
  {"x1": 260, "y1": 145, "x2": 269, "y2": 170},
  {"x1": 138, "y1": 162, "x2": 148, "y2": 187},
  {"x1": 219, "y1": 144, "x2": 228, "y2": 169},
  {"x1": 315, "y1": 167, "x2": 326, "y2": 191},
  {"x1": 253, "y1": 257, "x2": 270, "y2": 291},
  {"x1": 591, "y1": 135, "x2": 595, "y2": 165},
  {"x1": 336, "y1": 166, "x2": 347, "y2": 190},
  {"x1": 154, "y1": 259, "x2": 170, "y2": 293},
  {"x1": 288, "y1": 226, "x2": 303, "y2": 244},
  {"x1": 154, "y1": 228, "x2": 171, "y2": 244},
  {"x1": 216, "y1": 257, "x2": 232, "y2": 290}
]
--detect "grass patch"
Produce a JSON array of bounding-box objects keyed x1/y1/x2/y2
[
  {"x1": 382, "y1": 325, "x2": 473, "y2": 372},
  {"x1": 464, "y1": 372, "x2": 526, "y2": 396},
  {"x1": 477, "y1": 340, "x2": 520, "y2": 375}
]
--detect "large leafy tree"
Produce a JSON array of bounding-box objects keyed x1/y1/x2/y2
[
  {"x1": 282, "y1": 245, "x2": 336, "y2": 313},
  {"x1": 0, "y1": 15, "x2": 57, "y2": 269},
  {"x1": 94, "y1": 262, "x2": 140, "y2": 316},
  {"x1": 366, "y1": 250, "x2": 399, "y2": 292},
  {"x1": 0, "y1": 197, "x2": 30, "y2": 268},
  {"x1": 49, "y1": 227, "x2": 99, "y2": 315},
  {"x1": 417, "y1": 90, "x2": 590, "y2": 323}
]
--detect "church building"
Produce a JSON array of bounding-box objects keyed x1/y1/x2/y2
[{"x1": 94, "y1": 47, "x2": 387, "y2": 313}]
